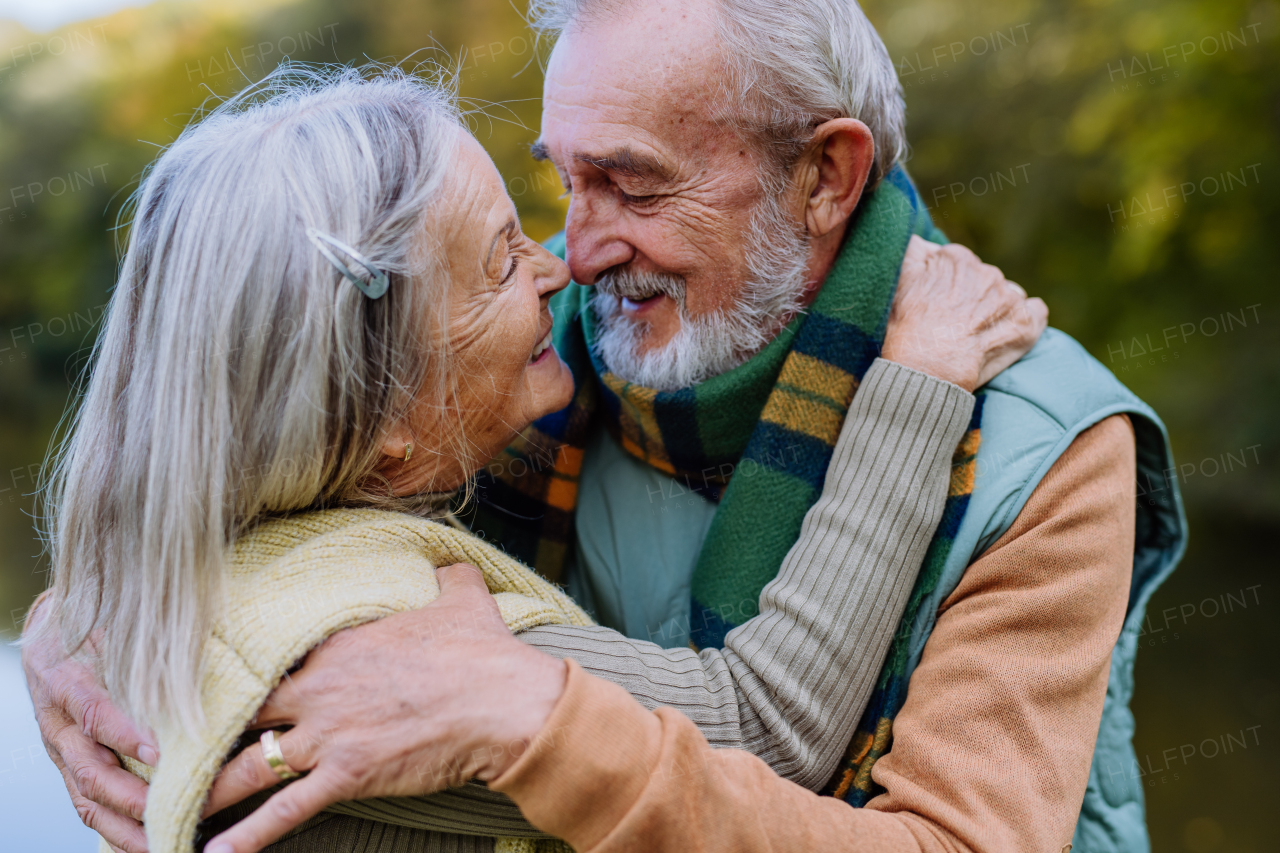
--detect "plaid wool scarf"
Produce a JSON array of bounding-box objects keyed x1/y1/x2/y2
[{"x1": 466, "y1": 165, "x2": 982, "y2": 805}]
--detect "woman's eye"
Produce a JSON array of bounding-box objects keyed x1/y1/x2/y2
[{"x1": 501, "y1": 254, "x2": 520, "y2": 284}]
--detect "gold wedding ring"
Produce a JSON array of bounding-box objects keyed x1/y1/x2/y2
[{"x1": 259, "y1": 729, "x2": 301, "y2": 781}]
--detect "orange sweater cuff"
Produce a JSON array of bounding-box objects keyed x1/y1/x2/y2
[{"x1": 490, "y1": 658, "x2": 665, "y2": 850}]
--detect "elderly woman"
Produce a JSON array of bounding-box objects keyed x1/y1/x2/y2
[{"x1": 23, "y1": 66, "x2": 1042, "y2": 853}]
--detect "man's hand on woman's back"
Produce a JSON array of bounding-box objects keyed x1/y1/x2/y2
[
  {"x1": 21, "y1": 595, "x2": 158, "y2": 853},
  {"x1": 199, "y1": 563, "x2": 567, "y2": 853},
  {"x1": 21, "y1": 566, "x2": 566, "y2": 853}
]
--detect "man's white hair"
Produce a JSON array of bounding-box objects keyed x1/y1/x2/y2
[
  {"x1": 529, "y1": 0, "x2": 907, "y2": 182},
  {"x1": 34, "y1": 65, "x2": 464, "y2": 731}
]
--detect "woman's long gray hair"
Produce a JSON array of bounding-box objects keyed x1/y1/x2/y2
[{"x1": 34, "y1": 64, "x2": 463, "y2": 732}]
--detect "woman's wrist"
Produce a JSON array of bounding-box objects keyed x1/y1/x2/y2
[{"x1": 878, "y1": 340, "x2": 980, "y2": 392}]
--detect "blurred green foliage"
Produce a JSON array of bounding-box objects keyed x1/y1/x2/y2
[{"x1": 0, "y1": 0, "x2": 1275, "y2": 849}]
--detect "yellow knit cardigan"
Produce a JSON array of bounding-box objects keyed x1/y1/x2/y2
[{"x1": 110, "y1": 507, "x2": 591, "y2": 853}]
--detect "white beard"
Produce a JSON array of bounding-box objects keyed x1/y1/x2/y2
[{"x1": 591, "y1": 191, "x2": 811, "y2": 391}]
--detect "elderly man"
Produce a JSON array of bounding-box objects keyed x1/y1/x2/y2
[{"x1": 25, "y1": 1, "x2": 1185, "y2": 852}]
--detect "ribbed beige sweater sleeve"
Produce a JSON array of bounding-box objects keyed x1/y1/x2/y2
[
  {"x1": 519, "y1": 358, "x2": 974, "y2": 790},
  {"x1": 319, "y1": 359, "x2": 973, "y2": 843}
]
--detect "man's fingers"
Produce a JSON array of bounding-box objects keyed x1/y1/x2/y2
[
  {"x1": 436, "y1": 562, "x2": 489, "y2": 596},
  {"x1": 434, "y1": 563, "x2": 509, "y2": 635},
  {"x1": 253, "y1": 672, "x2": 302, "y2": 730},
  {"x1": 49, "y1": 714, "x2": 149, "y2": 820},
  {"x1": 54, "y1": 660, "x2": 158, "y2": 764},
  {"x1": 68, "y1": 745, "x2": 151, "y2": 821},
  {"x1": 204, "y1": 728, "x2": 322, "y2": 818},
  {"x1": 204, "y1": 770, "x2": 348, "y2": 853},
  {"x1": 74, "y1": 797, "x2": 149, "y2": 853},
  {"x1": 54, "y1": 757, "x2": 149, "y2": 852},
  {"x1": 73, "y1": 798, "x2": 149, "y2": 853},
  {"x1": 203, "y1": 744, "x2": 281, "y2": 818}
]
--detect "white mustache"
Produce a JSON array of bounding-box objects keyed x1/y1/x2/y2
[{"x1": 595, "y1": 268, "x2": 687, "y2": 307}]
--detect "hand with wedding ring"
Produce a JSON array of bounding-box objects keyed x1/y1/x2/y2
[
  {"x1": 257, "y1": 730, "x2": 301, "y2": 781},
  {"x1": 199, "y1": 563, "x2": 568, "y2": 853}
]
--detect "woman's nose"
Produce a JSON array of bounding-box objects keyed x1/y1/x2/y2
[{"x1": 535, "y1": 246, "x2": 572, "y2": 299}]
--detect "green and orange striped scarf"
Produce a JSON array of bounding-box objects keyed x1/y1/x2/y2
[{"x1": 466, "y1": 165, "x2": 982, "y2": 805}]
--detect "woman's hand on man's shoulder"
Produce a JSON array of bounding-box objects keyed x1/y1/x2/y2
[{"x1": 881, "y1": 236, "x2": 1049, "y2": 392}]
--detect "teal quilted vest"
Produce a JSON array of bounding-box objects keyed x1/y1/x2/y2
[{"x1": 905, "y1": 327, "x2": 1186, "y2": 852}]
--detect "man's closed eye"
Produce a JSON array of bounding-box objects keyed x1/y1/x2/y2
[{"x1": 618, "y1": 188, "x2": 660, "y2": 206}]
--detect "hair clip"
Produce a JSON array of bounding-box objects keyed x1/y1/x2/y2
[{"x1": 305, "y1": 227, "x2": 391, "y2": 299}]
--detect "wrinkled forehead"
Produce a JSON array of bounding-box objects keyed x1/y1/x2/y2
[{"x1": 540, "y1": 0, "x2": 729, "y2": 162}]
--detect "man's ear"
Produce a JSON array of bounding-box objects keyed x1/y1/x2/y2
[{"x1": 795, "y1": 118, "x2": 876, "y2": 239}]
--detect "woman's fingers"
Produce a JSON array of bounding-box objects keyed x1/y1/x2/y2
[
  {"x1": 203, "y1": 727, "x2": 323, "y2": 818},
  {"x1": 898, "y1": 234, "x2": 939, "y2": 287},
  {"x1": 975, "y1": 296, "x2": 1049, "y2": 388},
  {"x1": 204, "y1": 769, "x2": 350, "y2": 853}
]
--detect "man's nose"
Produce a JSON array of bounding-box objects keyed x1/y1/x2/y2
[{"x1": 564, "y1": 193, "x2": 635, "y2": 285}]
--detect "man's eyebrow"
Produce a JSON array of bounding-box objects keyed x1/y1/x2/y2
[
  {"x1": 575, "y1": 147, "x2": 675, "y2": 183},
  {"x1": 530, "y1": 139, "x2": 550, "y2": 161}
]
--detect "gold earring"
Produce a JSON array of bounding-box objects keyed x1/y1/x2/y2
[{"x1": 404, "y1": 442, "x2": 413, "y2": 463}]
